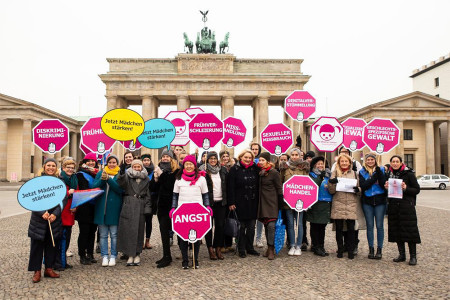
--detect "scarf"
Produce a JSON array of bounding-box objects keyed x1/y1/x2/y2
[
  {"x1": 240, "y1": 160, "x2": 254, "y2": 169},
  {"x1": 221, "y1": 162, "x2": 232, "y2": 171},
  {"x1": 389, "y1": 164, "x2": 406, "y2": 178},
  {"x1": 104, "y1": 165, "x2": 120, "y2": 176},
  {"x1": 126, "y1": 167, "x2": 148, "y2": 183},
  {"x1": 159, "y1": 161, "x2": 172, "y2": 173},
  {"x1": 182, "y1": 169, "x2": 206, "y2": 186},
  {"x1": 79, "y1": 164, "x2": 99, "y2": 176},
  {"x1": 200, "y1": 163, "x2": 221, "y2": 174},
  {"x1": 287, "y1": 158, "x2": 309, "y2": 171},
  {"x1": 257, "y1": 163, "x2": 272, "y2": 176},
  {"x1": 60, "y1": 170, "x2": 78, "y2": 189},
  {"x1": 312, "y1": 168, "x2": 332, "y2": 178},
  {"x1": 144, "y1": 162, "x2": 155, "y2": 174}
]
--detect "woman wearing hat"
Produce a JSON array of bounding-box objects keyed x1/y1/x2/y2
[
  {"x1": 257, "y1": 152, "x2": 283, "y2": 260},
  {"x1": 151, "y1": 149, "x2": 179, "y2": 268},
  {"x1": 76, "y1": 152, "x2": 100, "y2": 265},
  {"x1": 384, "y1": 155, "x2": 421, "y2": 266},
  {"x1": 117, "y1": 159, "x2": 151, "y2": 266},
  {"x1": 280, "y1": 148, "x2": 309, "y2": 256},
  {"x1": 307, "y1": 156, "x2": 332, "y2": 257},
  {"x1": 201, "y1": 151, "x2": 228, "y2": 260},
  {"x1": 328, "y1": 153, "x2": 360, "y2": 259},
  {"x1": 227, "y1": 149, "x2": 260, "y2": 258},
  {"x1": 28, "y1": 158, "x2": 63, "y2": 283},
  {"x1": 141, "y1": 154, "x2": 155, "y2": 250},
  {"x1": 170, "y1": 155, "x2": 212, "y2": 269},
  {"x1": 92, "y1": 155, "x2": 123, "y2": 267},
  {"x1": 359, "y1": 153, "x2": 387, "y2": 260}
]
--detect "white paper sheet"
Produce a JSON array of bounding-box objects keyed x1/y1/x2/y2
[{"x1": 336, "y1": 178, "x2": 357, "y2": 193}]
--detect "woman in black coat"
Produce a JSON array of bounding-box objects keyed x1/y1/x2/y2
[
  {"x1": 28, "y1": 158, "x2": 63, "y2": 283},
  {"x1": 384, "y1": 155, "x2": 421, "y2": 266},
  {"x1": 227, "y1": 149, "x2": 260, "y2": 258}
]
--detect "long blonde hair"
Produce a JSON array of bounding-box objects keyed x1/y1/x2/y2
[
  {"x1": 335, "y1": 153, "x2": 353, "y2": 177},
  {"x1": 237, "y1": 149, "x2": 255, "y2": 162},
  {"x1": 362, "y1": 153, "x2": 378, "y2": 176}
]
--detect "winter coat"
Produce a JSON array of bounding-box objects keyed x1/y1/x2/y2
[
  {"x1": 386, "y1": 167, "x2": 421, "y2": 243},
  {"x1": 227, "y1": 162, "x2": 259, "y2": 221},
  {"x1": 204, "y1": 166, "x2": 228, "y2": 207},
  {"x1": 280, "y1": 166, "x2": 309, "y2": 210},
  {"x1": 359, "y1": 167, "x2": 387, "y2": 206},
  {"x1": 116, "y1": 173, "x2": 151, "y2": 256},
  {"x1": 306, "y1": 172, "x2": 331, "y2": 224},
  {"x1": 328, "y1": 169, "x2": 360, "y2": 220},
  {"x1": 75, "y1": 170, "x2": 98, "y2": 223},
  {"x1": 92, "y1": 171, "x2": 123, "y2": 226},
  {"x1": 150, "y1": 169, "x2": 176, "y2": 215},
  {"x1": 60, "y1": 184, "x2": 75, "y2": 226},
  {"x1": 258, "y1": 168, "x2": 283, "y2": 219}
]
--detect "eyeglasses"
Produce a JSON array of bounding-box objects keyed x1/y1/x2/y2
[{"x1": 65, "y1": 167, "x2": 75, "y2": 170}]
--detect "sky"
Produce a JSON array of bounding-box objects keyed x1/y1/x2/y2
[{"x1": 1, "y1": 0, "x2": 449, "y2": 154}]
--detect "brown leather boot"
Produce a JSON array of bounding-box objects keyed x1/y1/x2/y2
[
  {"x1": 44, "y1": 268, "x2": 60, "y2": 278},
  {"x1": 32, "y1": 271, "x2": 41, "y2": 283},
  {"x1": 268, "y1": 245, "x2": 275, "y2": 260},
  {"x1": 143, "y1": 238, "x2": 152, "y2": 249},
  {"x1": 208, "y1": 247, "x2": 218, "y2": 260},
  {"x1": 216, "y1": 248, "x2": 224, "y2": 260}
]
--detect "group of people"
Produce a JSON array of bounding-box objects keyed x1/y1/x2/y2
[{"x1": 27, "y1": 142, "x2": 421, "y2": 283}]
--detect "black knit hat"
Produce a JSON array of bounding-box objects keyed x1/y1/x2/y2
[
  {"x1": 207, "y1": 151, "x2": 218, "y2": 161},
  {"x1": 304, "y1": 151, "x2": 315, "y2": 160},
  {"x1": 310, "y1": 156, "x2": 325, "y2": 172},
  {"x1": 259, "y1": 152, "x2": 271, "y2": 162},
  {"x1": 141, "y1": 154, "x2": 151, "y2": 160}
]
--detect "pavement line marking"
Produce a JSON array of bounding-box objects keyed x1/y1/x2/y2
[{"x1": 417, "y1": 205, "x2": 450, "y2": 211}]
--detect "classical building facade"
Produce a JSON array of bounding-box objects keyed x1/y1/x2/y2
[{"x1": 412, "y1": 53, "x2": 450, "y2": 99}]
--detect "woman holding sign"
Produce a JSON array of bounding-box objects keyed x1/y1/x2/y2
[
  {"x1": 328, "y1": 153, "x2": 360, "y2": 259},
  {"x1": 28, "y1": 158, "x2": 62, "y2": 283},
  {"x1": 359, "y1": 153, "x2": 387, "y2": 260},
  {"x1": 170, "y1": 155, "x2": 211, "y2": 269},
  {"x1": 384, "y1": 155, "x2": 421, "y2": 266}
]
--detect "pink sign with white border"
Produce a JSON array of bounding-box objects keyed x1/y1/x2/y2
[
  {"x1": 283, "y1": 175, "x2": 319, "y2": 212},
  {"x1": 310, "y1": 116, "x2": 344, "y2": 152},
  {"x1": 342, "y1": 118, "x2": 367, "y2": 152},
  {"x1": 260, "y1": 123, "x2": 293, "y2": 156},
  {"x1": 284, "y1": 90, "x2": 316, "y2": 121},
  {"x1": 189, "y1": 113, "x2": 223, "y2": 150},
  {"x1": 363, "y1": 118, "x2": 400, "y2": 154},
  {"x1": 120, "y1": 140, "x2": 142, "y2": 151},
  {"x1": 33, "y1": 119, "x2": 69, "y2": 154},
  {"x1": 80, "y1": 117, "x2": 116, "y2": 155},
  {"x1": 222, "y1": 117, "x2": 246, "y2": 148},
  {"x1": 164, "y1": 110, "x2": 192, "y2": 146},
  {"x1": 171, "y1": 202, "x2": 212, "y2": 242}
]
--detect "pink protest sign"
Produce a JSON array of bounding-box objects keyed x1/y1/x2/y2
[
  {"x1": 342, "y1": 118, "x2": 367, "y2": 152},
  {"x1": 164, "y1": 110, "x2": 192, "y2": 146},
  {"x1": 363, "y1": 118, "x2": 400, "y2": 154},
  {"x1": 283, "y1": 175, "x2": 319, "y2": 212},
  {"x1": 284, "y1": 90, "x2": 316, "y2": 121},
  {"x1": 171, "y1": 202, "x2": 212, "y2": 242},
  {"x1": 79, "y1": 143, "x2": 90, "y2": 155},
  {"x1": 189, "y1": 113, "x2": 223, "y2": 150},
  {"x1": 222, "y1": 117, "x2": 246, "y2": 148},
  {"x1": 185, "y1": 107, "x2": 204, "y2": 117},
  {"x1": 260, "y1": 123, "x2": 293, "y2": 156},
  {"x1": 80, "y1": 117, "x2": 116, "y2": 155},
  {"x1": 310, "y1": 116, "x2": 344, "y2": 152},
  {"x1": 120, "y1": 140, "x2": 142, "y2": 151},
  {"x1": 32, "y1": 119, "x2": 69, "y2": 154}
]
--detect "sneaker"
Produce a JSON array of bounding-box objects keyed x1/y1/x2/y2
[
  {"x1": 294, "y1": 246, "x2": 302, "y2": 256},
  {"x1": 127, "y1": 257, "x2": 134, "y2": 266},
  {"x1": 256, "y1": 239, "x2": 264, "y2": 248},
  {"x1": 182, "y1": 260, "x2": 189, "y2": 269},
  {"x1": 66, "y1": 251, "x2": 73, "y2": 257},
  {"x1": 192, "y1": 261, "x2": 199, "y2": 269},
  {"x1": 108, "y1": 257, "x2": 116, "y2": 267},
  {"x1": 102, "y1": 257, "x2": 109, "y2": 267},
  {"x1": 133, "y1": 255, "x2": 141, "y2": 266},
  {"x1": 288, "y1": 247, "x2": 296, "y2": 256}
]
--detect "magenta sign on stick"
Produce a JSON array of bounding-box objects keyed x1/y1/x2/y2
[
  {"x1": 120, "y1": 140, "x2": 142, "y2": 151},
  {"x1": 164, "y1": 110, "x2": 192, "y2": 146},
  {"x1": 363, "y1": 118, "x2": 400, "y2": 154},
  {"x1": 283, "y1": 175, "x2": 319, "y2": 212},
  {"x1": 222, "y1": 117, "x2": 246, "y2": 148},
  {"x1": 171, "y1": 202, "x2": 212, "y2": 242},
  {"x1": 33, "y1": 119, "x2": 69, "y2": 154},
  {"x1": 189, "y1": 113, "x2": 223, "y2": 150},
  {"x1": 310, "y1": 116, "x2": 344, "y2": 152},
  {"x1": 185, "y1": 107, "x2": 204, "y2": 117},
  {"x1": 260, "y1": 123, "x2": 293, "y2": 156},
  {"x1": 80, "y1": 117, "x2": 116, "y2": 155},
  {"x1": 284, "y1": 90, "x2": 316, "y2": 121},
  {"x1": 342, "y1": 118, "x2": 367, "y2": 152}
]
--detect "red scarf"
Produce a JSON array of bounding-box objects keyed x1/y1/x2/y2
[
  {"x1": 389, "y1": 164, "x2": 406, "y2": 173},
  {"x1": 340, "y1": 166, "x2": 350, "y2": 173},
  {"x1": 240, "y1": 160, "x2": 254, "y2": 169},
  {"x1": 257, "y1": 163, "x2": 272, "y2": 172},
  {"x1": 182, "y1": 169, "x2": 206, "y2": 186}
]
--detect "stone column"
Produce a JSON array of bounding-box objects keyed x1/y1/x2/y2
[
  {"x1": 252, "y1": 98, "x2": 260, "y2": 142},
  {"x1": 425, "y1": 121, "x2": 435, "y2": 174},
  {"x1": 106, "y1": 95, "x2": 117, "y2": 112},
  {"x1": 70, "y1": 131, "x2": 78, "y2": 162},
  {"x1": 21, "y1": 120, "x2": 32, "y2": 181},
  {"x1": 33, "y1": 146, "x2": 42, "y2": 176},
  {"x1": 221, "y1": 95, "x2": 235, "y2": 156},
  {"x1": 62, "y1": 144, "x2": 70, "y2": 158},
  {"x1": 55, "y1": 151, "x2": 62, "y2": 166},
  {"x1": 177, "y1": 95, "x2": 190, "y2": 111},
  {"x1": 434, "y1": 122, "x2": 442, "y2": 174},
  {"x1": 258, "y1": 96, "x2": 269, "y2": 140},
  {"x1": 0, "y1": 119, "x2": 8, "y2": 181},
  {"x1": 141, "y1": 95, "x2": 154, "y2": 156},
  {"x1": 394, "y1": 120, "x2": 404, "y2": 158}
]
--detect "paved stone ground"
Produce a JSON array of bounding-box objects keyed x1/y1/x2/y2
[{"x1": 0, "y1": 204, "x2": 449, "y2": 299}]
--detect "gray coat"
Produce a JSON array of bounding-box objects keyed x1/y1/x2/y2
[{"x1": 116, "y1": 173, "x2": 151, "y2": 257}]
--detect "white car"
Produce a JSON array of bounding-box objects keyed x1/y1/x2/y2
[{"x1": 417, "y1": 174, "x2": 449, "y2": 190}]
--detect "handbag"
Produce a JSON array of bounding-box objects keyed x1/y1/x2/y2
[
  {"x1": 224, "y1": 210, "x2": 240, "y2": 238},
  {"x1": 274, "y1": 210, "x2": 286, "y2": 254}
]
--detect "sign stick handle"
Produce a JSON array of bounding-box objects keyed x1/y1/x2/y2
[
  {"x1": 192, "y1": 242, "x2": 195, "y2": 269},
  {"x1": 47, "y1": 211, "x2": 55, "y2": 247}
]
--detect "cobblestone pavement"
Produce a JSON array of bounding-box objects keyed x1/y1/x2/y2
[{"x1": 0, "y1": 205, "x2": 448, "y2": 299}]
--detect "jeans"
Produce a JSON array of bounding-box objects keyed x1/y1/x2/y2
[
  {"x1": 98, "y1": 225, "x2": 118, "y2": 258},
  {"x1": 362, "y1": 203, "x2": 386, "y2": 248},
  {"x1": 285, "y1": 210, "x2": 304, "y2": 247},
  {"x1": 255, "y1": 220, "x2": 263, "y2": 242}
]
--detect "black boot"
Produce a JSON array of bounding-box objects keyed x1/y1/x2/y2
[
  {"x1": 393, "y1": 242, "x2": 406, "y2": 262},
  {"x1": 157, "y1": 256, "x2": 172, "y2": 268},
  {"x1": 375, "y1": 247, "x2": 382, "y2": 260},
  {"x1": 368, "y1": 247, "x2": 375, "y2": 259},
  {"x1": 86, "y1": 254, "x2": 97, "y2": 263},
  {"x1": 320, "y1": 244, "x2": 329, "y2": 256},
  {"x1": 80, "y1": 255, "x2": 91, "y2": 265},
  {"x1": 408, "y1": 243, "x2": 417, "y2": 266}
]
